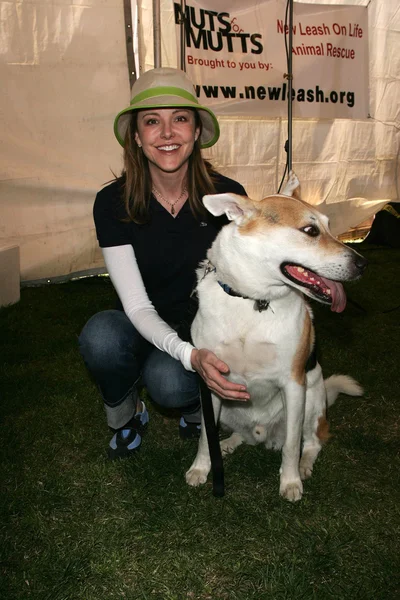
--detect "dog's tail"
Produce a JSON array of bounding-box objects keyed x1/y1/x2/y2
[{"x1": 324, "y1": 375, "x2": 363, "y2": 407}]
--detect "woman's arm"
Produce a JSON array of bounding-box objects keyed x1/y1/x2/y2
[{"x1": 102, "y1": 245, "x2": 195, "y2": 371}]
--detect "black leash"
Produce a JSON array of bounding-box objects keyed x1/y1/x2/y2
[{"x1": 198, "y1": 377, "x2": 225, "y2": 498}]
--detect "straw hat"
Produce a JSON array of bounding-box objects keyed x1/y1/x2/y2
[{"x1": 114, "y1": 68, "x2": 220, "y2": 149}]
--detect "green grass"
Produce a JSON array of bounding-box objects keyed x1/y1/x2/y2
[{"x1": 1, "y1": 243, "x2": 399, "y2": 600}]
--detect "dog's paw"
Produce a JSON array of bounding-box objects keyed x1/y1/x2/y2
[
  {"x1": 220, "y1": 432, "x2": 243, "y2": 456},
  {"x1": 185, "y1": 467, "x2": 209, "y2": 487},
  {"x1": 280, "y1": 479, "x2": 303, "y2": 502},
  {"x1": 220, "y1": 439, "x2": 235, "y2": 456},
  {"x1": 299, "y1": 464, "x2": 313, "y2": 480},
  {"x1": 299, "y1": 447, "x2": 319, "y2": 480}
]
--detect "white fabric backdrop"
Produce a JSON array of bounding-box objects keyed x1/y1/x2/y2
[{"x1": 0, "y1": 0, "x2": 399, "y2": 282}]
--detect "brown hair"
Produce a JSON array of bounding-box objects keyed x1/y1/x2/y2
[{"x1": 120, "y1": 110, "x2": 217, "y2": 224}]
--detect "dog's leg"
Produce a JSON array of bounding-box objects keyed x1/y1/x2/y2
[
  {"x1": 220, "y1": 432, "x2": 244, "y2": 456},
  {"x1": 300, "y1": 365, "x2": 327, "y2": 480},
  {"x1": 279, "y1": 381, "x2": 305, "y2": 502},
  {"x1": 281, "y1": 170, "x2": 300, "y2": 197},
  {"x1": 186, "y1": 394, "x2": 222, "y2": 487}
]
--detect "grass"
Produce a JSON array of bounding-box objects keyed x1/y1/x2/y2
[{"x1": 1, "y1": 242, "x2": 399, "y2": 600}]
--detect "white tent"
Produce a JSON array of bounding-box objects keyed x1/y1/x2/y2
[{"x1": 1, "y1": 0, "x2": 399, "y2": 288}]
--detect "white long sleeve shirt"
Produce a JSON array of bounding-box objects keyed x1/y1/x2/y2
[{"x1": 103, "y1": 244, "x2": 195, "y2": 371}]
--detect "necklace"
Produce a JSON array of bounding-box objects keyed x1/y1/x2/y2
[{"x1": 152, "y1": 185, "x2": 188, "y2": 215}]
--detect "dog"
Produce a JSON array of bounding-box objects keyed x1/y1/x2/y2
[{"x1": 186, "y1": 172, "x2": 367, "y2": 502}]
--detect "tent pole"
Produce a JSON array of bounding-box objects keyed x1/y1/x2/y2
[
  {"x1": 287, "y1": 0, "x2": 294, "y2": 173},
  {"x1": 179, "y1": 0, "x2": 187, "y2": 71},
  {"x1": 153, "y1": 0, "x2": 161, "y2": 67},
  {"x1": 123, "y1": 0, "x2": 137, "y2": 89}
]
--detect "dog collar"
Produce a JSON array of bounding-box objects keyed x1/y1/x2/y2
[
  {"x1": 202, "y1": 261, "x2": 270, "y2": 313},
  {"x1": 218, "y1": 281, "x2": 271, "y2": 313}
]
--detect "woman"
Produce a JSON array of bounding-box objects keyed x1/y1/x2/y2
[{"x1": 79, "y1": 67, "x2": 249, "y2": 459}]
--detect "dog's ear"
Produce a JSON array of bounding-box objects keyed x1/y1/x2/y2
[
  {"x1": 203, "y1": 193, "x2": 258, "y2": 225},
  {"x1": 281, "y1": 170, "x2": 301, "y2": 199}
]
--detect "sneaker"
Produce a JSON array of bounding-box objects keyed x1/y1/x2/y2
[
  {"x1": 179, "y1": 416, "x2": 201, "y2": 440},
  {"x1": 107, "y1": 401, "x2": 149, "y2": 460}
]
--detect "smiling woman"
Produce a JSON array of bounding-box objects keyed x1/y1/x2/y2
[
  {"x1": 135, "y1": 107, "x2": 199, "y2": 214},
  {"x1": 78, "y1": 67, "x2": 249, "y2": 461}
]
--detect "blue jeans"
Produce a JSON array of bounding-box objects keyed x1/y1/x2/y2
[{"x1": 79, "y1": 310, "x2": 200, "y2": 429}]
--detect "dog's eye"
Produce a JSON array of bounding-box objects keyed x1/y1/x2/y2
[{"x1": 301, "y1": 225, "x2": 320, "y2": 237}]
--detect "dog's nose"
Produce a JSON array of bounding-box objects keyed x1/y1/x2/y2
[{"x1": 355, "y1": 254, "x2": 368, "y2": 274}]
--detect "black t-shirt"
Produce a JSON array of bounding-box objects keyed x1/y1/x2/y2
[{"x1": 94, "y1": 172, "x2": 246, "y2": 324}]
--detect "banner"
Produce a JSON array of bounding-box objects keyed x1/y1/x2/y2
[{"x1": 174, "y1": 0, "x2": 369, "y2": 119}]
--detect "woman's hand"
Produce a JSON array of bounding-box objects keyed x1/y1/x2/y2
[{"x1": 191, "y1": 348, "x2": 250, "y2": 401}]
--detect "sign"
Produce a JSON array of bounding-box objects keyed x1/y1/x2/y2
[{"x1": 174, "y1": 0, "x2": 369, "y2": 118}]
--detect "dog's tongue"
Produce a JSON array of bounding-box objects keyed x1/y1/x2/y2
[{"x1": 320, "y1": 277, "x2": 347, "y2": 312}]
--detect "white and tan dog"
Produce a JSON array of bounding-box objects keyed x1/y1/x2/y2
[{"x1": 186, "y1": 172, "x2": 366, "y2": 502}]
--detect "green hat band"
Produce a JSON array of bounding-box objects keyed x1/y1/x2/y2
[{"x1": 130, "y1": 86, "x2": 200, "y2": 106}]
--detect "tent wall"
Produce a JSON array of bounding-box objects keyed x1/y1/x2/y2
[
  {"x1": 0, "y1": 0, "x2": 399, "y2": 283},
  {"x1": 1, "y1": 0, "x2": 131, "y2": 282}
]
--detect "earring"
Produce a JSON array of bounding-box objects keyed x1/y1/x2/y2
[{"x1": 137, "y1": 143, "x2": 142, "y2": 148}]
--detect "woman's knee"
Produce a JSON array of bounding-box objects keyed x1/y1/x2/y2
[
  {"x1": 142, "y1": 353, "x2": 199, "y2": 409},
  {"x1": 79, "y1": 310, "x2": 131, "y2": 369}
]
